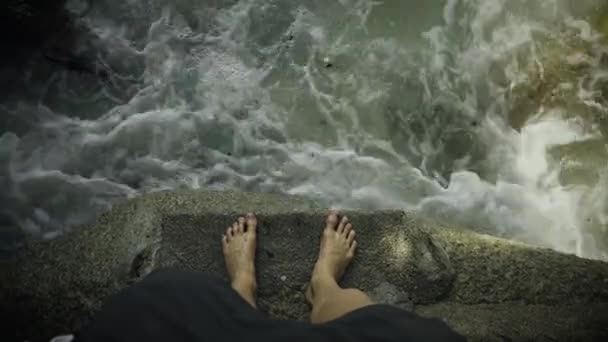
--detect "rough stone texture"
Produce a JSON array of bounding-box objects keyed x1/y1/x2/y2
[
  {"x1": 417, "y1": 303, "x2": 608, "y2": 342},
  {"x1": 2, "y1": 190, "x2": 608, "y2": 342}
]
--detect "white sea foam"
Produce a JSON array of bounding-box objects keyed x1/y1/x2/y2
[{"x1": 1, "y1": 0, "x2": 606, "y2": 259}]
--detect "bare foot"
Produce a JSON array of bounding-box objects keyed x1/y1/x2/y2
[
  {"x1": 222, "y1": 213, "x2": 258, "y2": 307},
  {"x1": 307, "y1": 212, "x2": 357, "y2": 303}
]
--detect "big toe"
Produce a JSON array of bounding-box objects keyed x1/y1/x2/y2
[
  {"x1": 325, "y1": 211, "x2": 339, "y2": 231},
  {"x1": 246, "y1": 213, "x2": 257, "y2": 233}
]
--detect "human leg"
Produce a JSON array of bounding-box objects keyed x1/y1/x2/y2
[
  {"x1": 307, "y1": 212, "x2": 375, "y2": 324},
  {"x1": 222, "y1": 213, "x2": 258, "y2": 308}
]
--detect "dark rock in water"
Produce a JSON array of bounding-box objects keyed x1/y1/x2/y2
[
  {"x1": 1, "y1": 190, "x2": 608, "y2": 342},
  {"x1": 0, "y1": 1, "x2": 144, "y2": 126},
  {"x1": 1, "y1": 1, "x2": 69, "y2": 65}
]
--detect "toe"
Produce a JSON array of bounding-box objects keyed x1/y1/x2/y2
[
  {"x1": 337, "y1": 216, "x2": 348, "y2": 234},
  {"x1": 232, "y1": 222, "x2": 239, "y2": 235},
  {"x1": 325, "y1": 211, "x2": 339, "y2": 231},
  {"x1": 226, "y1": 226, "x2": 234, "y2": 239},
  {"x1": 344, "y1": 223, "x2": 352, "y2": 236},
  {"x1": 222, "y1": 234, "x2": 228, "y2": 247},
  {"x1": 238, "y1": 217, "x2": 246, "y2": 233},
  {"x1": 348, "y1": 240, "x2": 357, "y2": 256},
  {"x1": 347, "y1": 229, "x2": 356, "y2": 245},
  {"x1": 246, "y1": 213, "x2": 257, "y2": 233}
]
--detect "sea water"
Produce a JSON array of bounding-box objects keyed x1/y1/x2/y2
[{"x1": 1, "y1": 0, "x2": 607, "y2": 260}]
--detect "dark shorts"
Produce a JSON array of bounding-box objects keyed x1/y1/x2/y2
[{"x1": 75, "y1": 270, "x2": 465, "y2": 342}]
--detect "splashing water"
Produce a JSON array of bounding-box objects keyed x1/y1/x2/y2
[{"x1": 1, "y1": 0, "x2": 607, "y2": 259}]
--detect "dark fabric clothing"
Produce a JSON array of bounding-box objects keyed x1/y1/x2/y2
[{"x1": 75, "y1": 270, "x2": 465, "y2": 342}]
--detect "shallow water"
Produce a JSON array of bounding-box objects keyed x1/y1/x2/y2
[{"x1": 1, "y1": 0, "x2": 607, "y2": 259}]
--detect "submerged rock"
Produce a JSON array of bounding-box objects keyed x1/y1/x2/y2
[
  {"x1": 506, "y1": 2, "x2": 608, "y2": 133},
  {"x1": 507, "y1": 31, "x2": 600, "y2": 131},
  {"x1": 1, "y1": 190, "x2": 608, "y2": 342}
]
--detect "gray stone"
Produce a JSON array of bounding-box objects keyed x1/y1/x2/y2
[
  {"x1": 1, "y1": 190, "x2": 608, "y2": 342},
  {"x1": 417, "y1": 303, "x2": 608, "y2": 342}
]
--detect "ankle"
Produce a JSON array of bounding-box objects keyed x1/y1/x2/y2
[
  {"x1": 232, "y1": 280, "x2": 256, "y2": 304},
  {"x1": 310, "y1": 272, "x2": 340, "y2": 300},
  {"x1": 232, "y1": 270, "x2": 256, "y2": 290},
  {"x1": 231, "y1": 280, "x2": 257, "y2": 308},
  {"x1": 233, "y1": 271, "x2": 256, "y2": 286}
]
